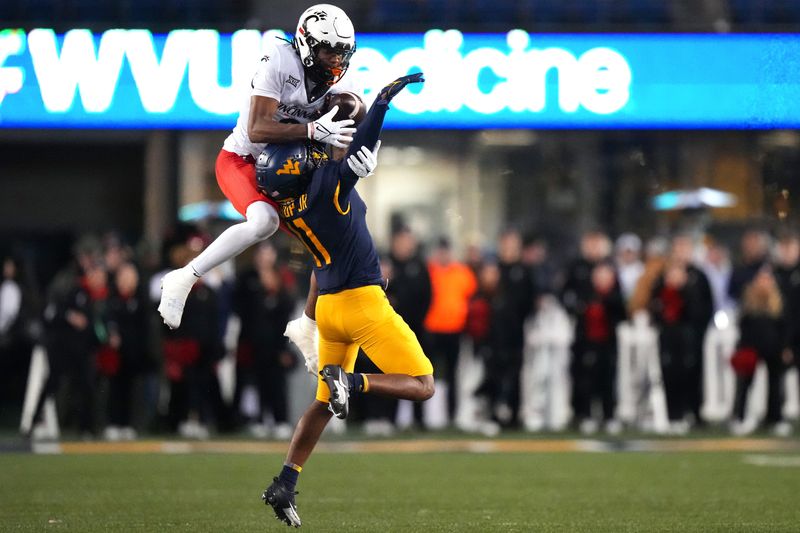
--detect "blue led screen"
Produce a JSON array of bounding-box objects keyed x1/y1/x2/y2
[{"x1": 0, "y1": 29, "x2": 798, "y2": 129}]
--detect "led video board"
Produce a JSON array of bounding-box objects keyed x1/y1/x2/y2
[{"x1": 1, "y1": 29, "x2": 799, "y2": 129}]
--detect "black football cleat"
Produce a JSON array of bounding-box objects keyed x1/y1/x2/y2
[
  {"x1": 262, "y1": 477, "x2": 301, "y2": 528},
  {"x1": 320, "y1": 364, "x2": 350, "y2": 419}
]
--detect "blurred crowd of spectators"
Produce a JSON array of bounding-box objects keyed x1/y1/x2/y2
[
  {"x1": 558, "y1": 228, "x2": 799, "y2": 436},
  {"x1": 1, "y1": 221, "x2": 799, "y2": 440}
]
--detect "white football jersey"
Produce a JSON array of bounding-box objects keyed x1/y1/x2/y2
[{"x1": 223, "y1": 39, "x2": 358, "y2": 160}]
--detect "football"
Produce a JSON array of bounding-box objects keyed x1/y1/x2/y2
[{"x1": 324, "y1": 91, "x2": 366, "y2": 125}]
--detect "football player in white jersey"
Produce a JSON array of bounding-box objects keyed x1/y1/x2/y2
[{"x1": 158, "y1": 4, "x2": 364, "y2": 371}]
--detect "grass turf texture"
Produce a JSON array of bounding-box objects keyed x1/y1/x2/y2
[{"x1": 1, "y1": 451, "x2": 799, "y2": 532}]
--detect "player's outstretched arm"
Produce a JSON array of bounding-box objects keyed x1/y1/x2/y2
[
  {"x1": 374, "y1": 72, "x2": 425, "y2": 106},
  {"x1": 337, "y1": 73, "x2": 424, "y2": 187},
  {"x1": 248, "y1": 96, "x2": 356, "y2": 148},
  {"x1": 247, "y1": 96, "x2": 309, "y2": 143},
  {"x1": 351, "y1": 73, "x2": 424, "y2": 155}
]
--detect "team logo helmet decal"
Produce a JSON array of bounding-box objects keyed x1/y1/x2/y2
[{"x1": 255, "y1": 141, "x2": 327, "y2": 201}]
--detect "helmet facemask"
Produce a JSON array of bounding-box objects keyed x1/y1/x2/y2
[
  {"x1": 306, "y1": 41, "x2": 354, "y2": 86},
  {"x1": 307, "y1": 141, "x2": 330, "y2": 169}
]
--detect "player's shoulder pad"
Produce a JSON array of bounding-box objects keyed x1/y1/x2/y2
[
  {"x1": 310, "y1": 160, "x2": 344, "y2": 198},
  {"x1": 252, "y1": 39, "x2": 288, "y2": 89},
  {"x1": 261, "y1": 39, "x2": 288, "y2": 66},
  {"x1": 270, "y1": 38, "x2": 296, "y2": 57}
]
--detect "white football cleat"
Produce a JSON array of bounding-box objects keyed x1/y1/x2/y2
[
  {"x1": 158, "y1": 267, "x2": 198, "y2": 330},
  {"x1": 284, "y1": 317, "x2": 319, "y2": 375}
]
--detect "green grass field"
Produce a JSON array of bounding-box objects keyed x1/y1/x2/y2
[{"x1": 1, "y1": 448, "x2": 799, "y2": 532}]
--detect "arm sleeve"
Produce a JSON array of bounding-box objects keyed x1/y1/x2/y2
[
  {"x1": 251, "y1": 44, "x2": 283, "y2": 101},
  {"x1": 559, "y1": 264, "x2": 580, "y2": 316},
  {"x1": 335, "y1": 100, "x2": 391, "y2": 197},
  {"x1": 686, "y1": 272, "x2": 713, "y2": 327},
  {"x1": 465, "y1": 267, "x2": 478, "y2": 299},
  {"x1": 420, "y1": 263, "x2": 433, "y2": 318},
  {"x1": 789, "y1": 286, "x2": 800, "y2": 350},
  {"x1": 737, "y1": 316, "x2": 753, "y2": 348},
  {"x1": 609, "y1": 286, "x2": 628, "y2": 325},
  {"x1": 648, "y1": 277, "x2": 665, "y2": 325}
]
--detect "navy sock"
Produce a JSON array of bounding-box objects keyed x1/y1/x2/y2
[
  {"x1": 347, "y1": 372, "x2": 366, "y2": 394},
  {"x1": 279, "y1": 464, "x2": 301, "y2": 492}
]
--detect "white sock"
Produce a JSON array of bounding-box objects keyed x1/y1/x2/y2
[
  {"x1": 189, "y1": 202, "x2": 279, "y2": 276},
  {"x1": 168, "y1": 264, "x2": 199, "y2": 283}
]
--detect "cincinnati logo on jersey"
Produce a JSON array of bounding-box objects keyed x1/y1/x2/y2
[{"x1": 276, "y1": 102, "x2": 315, "y2": 119}]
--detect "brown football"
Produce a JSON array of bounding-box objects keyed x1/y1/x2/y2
[{"x1": 324, "y1": 91, "x2": 366, "y2": 125}]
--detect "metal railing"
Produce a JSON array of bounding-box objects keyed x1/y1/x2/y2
[{"x1": 516, "y1": 300, "x2": 800, "y2": 433}]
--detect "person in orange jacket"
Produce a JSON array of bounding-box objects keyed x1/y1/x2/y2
[{"x1": 424, "y1": 237, "x2": 477, "y2": 423}]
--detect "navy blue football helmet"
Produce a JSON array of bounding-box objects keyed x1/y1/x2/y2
[{"x1": 255, "y1": 141, "x2": 328, "y2": 201}]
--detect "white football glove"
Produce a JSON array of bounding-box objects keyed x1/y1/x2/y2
[
  {"x1": 346, "y1": 140, "x2": 381, "y2": 178},
  {"x1": 283, "y1": 317, "x2": 319, "y2": 377},
  {"x1": 307, "y1": 105, "x2": 356, "y2": 149}
]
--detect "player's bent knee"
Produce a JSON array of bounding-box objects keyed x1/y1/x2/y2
[{"x1": 246, "y1": 202, "x2": 279, "y2": 240}]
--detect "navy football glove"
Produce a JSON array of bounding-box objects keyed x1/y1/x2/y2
[{"x1": 376, "y1": 73, "x2": 424, "y2": 104}]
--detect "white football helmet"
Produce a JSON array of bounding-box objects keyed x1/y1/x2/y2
[{"x1": 293, "y1": 4, "x2": 356, "y2": 86}]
